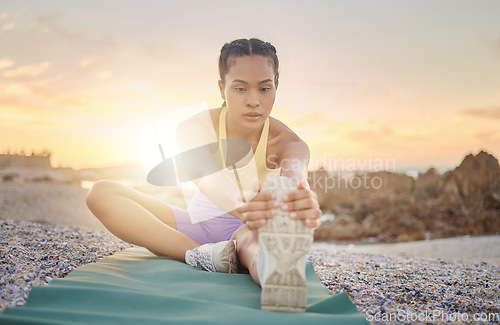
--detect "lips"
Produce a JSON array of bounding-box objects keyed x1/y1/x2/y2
[{"x1": 243, "y1": 112, "x2": 262, "y2": 122}]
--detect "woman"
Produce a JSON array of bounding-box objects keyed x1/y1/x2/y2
[{"x1": 86, "y1": 38, "x2": 321, "y2": 312}]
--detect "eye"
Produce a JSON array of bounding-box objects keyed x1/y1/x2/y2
[
  {"x1": 260, "y1": 87, "x2": 271, "y2": 92},
  {"x1": 235, "y1": 87, "x2": 246, "y2": 92}
]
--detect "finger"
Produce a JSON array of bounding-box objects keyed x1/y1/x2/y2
[
  {"x1": 304, "y1": 218, "x2": 321, "y2": 229},
  {"x1": 282, "y1": 197, "x2": 319, "y2": 212},
  {"x1": 288, "y1": 207, "x2": 322, "y2": 221},
  {"x1": 251, "y1": 191, "x2": 276, "y2": 202},
  {"x1": 246, "y1": 219, "x2": 267, "y2": 231},
  {"x1": 245, "y1": 209, "x2": 276, "y2": 222},
  {"x1": 282, "y1": 189, "x2": 316, "y2": 202},
  {"x1": 246, "y1": 199, "x2": 278, "y2": 213}
]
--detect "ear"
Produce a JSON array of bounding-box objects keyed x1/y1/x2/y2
[
  {"x1": 218, "y1": 80, "x2": 226, "y2": 101},
  {"x1": 275, "y1": 80, "x2": 279, "y2": 90}
]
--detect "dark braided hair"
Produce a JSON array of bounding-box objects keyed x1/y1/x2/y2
[{"x1": 218, "y1": 38, "x2": 279, "y2": 86}]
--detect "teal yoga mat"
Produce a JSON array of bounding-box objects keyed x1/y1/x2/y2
[{"x1": 1, "y1": 246, "x2": 368, "y2": 324}]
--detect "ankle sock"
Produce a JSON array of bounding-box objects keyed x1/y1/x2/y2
[{"x1": 185, "y1": 249, "x2": 195, "y2": 265}]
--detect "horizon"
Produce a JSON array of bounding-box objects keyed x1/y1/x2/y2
[
  {"x1": 3, "y1": 146, "x2": 497, "y2": 175},
  {"x1": 1, "y1": 1, "x2": 499, "y2": 170}
]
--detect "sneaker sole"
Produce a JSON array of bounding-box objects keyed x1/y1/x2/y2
[
  {"x1": 258, "y1": 176, "x2": 314, "y2": 312},
  {"x1": 227, "y1": 240, "x2": 238, "y2": 274},
  {"x1": 217, "y1": 240, "x2": 238, "y2": 274}
]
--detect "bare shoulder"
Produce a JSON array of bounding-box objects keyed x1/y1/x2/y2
[{"x1": 268, "y1": 116, "x2": 310, "y2": 160}]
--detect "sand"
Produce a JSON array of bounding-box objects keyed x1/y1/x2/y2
[
  {"x1": 0, "y1": 181, "x2": 106, "y2": 231},
  {"x1": 313, "y1": 236, "x2": 500, "y2": 265}
]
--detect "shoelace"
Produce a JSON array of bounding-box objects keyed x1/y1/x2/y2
[{"x1": 192, "y1": 248, "x2": 216, "y2": 272}]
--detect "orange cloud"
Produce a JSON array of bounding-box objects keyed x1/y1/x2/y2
[
  {"x1": 463, "y1": 106, "x2": 500, "y2": 120},
  {"x1": 1, "y1": 23, "x2": 14, "y2": 30},
  {"x1": 2, "y1": 61, "x2": 51, "y2": 78},
  {"x1": 3, "y1": 83, "x2": 32, "y2": 96},
  {"x1": 0, "y1": 58, "x2": 14, "y2": 70},
  {"x1": 78, "y1": 57, "x2": 100, "y2": 69}
]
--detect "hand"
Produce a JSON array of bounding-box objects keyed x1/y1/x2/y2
[
  {"x1": 235, "y1": 180, "x2": 321, "y2": 230},
  {"x1": 237, "y1": 189, "x2": 278, "y2": 231},
  {"x1": 281, "y1": 181, "x2": 322, "y2": 228}
]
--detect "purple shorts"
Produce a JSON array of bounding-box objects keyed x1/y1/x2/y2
[{"x1": 170, "y1": 205, "x2": 245, "y2": 245}]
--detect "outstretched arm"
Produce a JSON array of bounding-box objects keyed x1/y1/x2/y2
[
  {"x1": 279, "y1": 140, "x2": 322, "y2": 228},
  {"x1": 239, "y1": 140, "x2": 322, "y2": 230},
  {"x1": 279, "y1": 140, "x2": 310, "y2": 186}
]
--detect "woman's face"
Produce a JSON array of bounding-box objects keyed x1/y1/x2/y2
[{"x1": 219, "y1": 55, "x2": 277, "y2": 129}]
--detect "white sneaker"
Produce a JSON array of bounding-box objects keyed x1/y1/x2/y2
[
  {"x1": 185, "y1": 240, "x2": 238, "y2": 273},
  {"x1": 258, "y1": 176, "x2": 314, "y2": 312}
]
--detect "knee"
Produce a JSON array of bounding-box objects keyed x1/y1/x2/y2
[{"x1": 85, "y1": 180, "x2": 119, "y2": 211}]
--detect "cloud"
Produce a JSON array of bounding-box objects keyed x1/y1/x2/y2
[
  {"x1": 2, "y1": 61, "x2": 51, "y2": 78},
  {"x1": 463, "y1": 106, "x2": 500, "y2": 120},
  {"x1": 78, "y1": 57, "x2": 100, "y2": 69},
  {"x1": 1, "y1": 23, "x2": 14, "y2": 30},
  {"x1": 0, "y1": 12, "x2": 14, "y2": 30},
  {"x1": 3, "y1": 83, "x2": 32, "y2": 96},
  {"x1": 0, "y1": 58, "x2": 14, "y2": 70},
  {"x1": 474, "y1": 130, "x2": 499, "y2": 141}
]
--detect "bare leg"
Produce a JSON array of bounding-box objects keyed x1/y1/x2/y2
[
  {"x1": 86, "y1": 180, "x2": 198, "y2": 260},
  {"x1": 233, "y1": 226, "x2": 260, "y2": 285}
]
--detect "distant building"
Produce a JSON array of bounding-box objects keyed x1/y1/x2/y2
[{"x1": 0, "y1": 152, "x2": 52, "y2": 168}]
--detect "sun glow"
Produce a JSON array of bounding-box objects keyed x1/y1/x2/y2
[{"x1": 1, "y1": 1, "x2": 499, "y2": 170}]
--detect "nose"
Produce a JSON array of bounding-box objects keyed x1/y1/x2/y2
[{"x1": 245, "y1": 90, "x2": 260, "y2": 107}]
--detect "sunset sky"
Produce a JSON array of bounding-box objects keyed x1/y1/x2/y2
[{"x1": 1, "y1": 1, "x2": 499, "y2": 171}]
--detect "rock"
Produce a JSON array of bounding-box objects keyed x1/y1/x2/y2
[
  {"x1": 483, "y1": 193, "x2": 500, "y2": 210},
  {"x1": 365, "y1": 171, "x2": 415, "y2": 195},
  {"x1": 314, "y1": 214, "x2": 363, "y2": 241},
  {"x1": 1, "y1": 173, "x2": 20, "y2": 182},
  {"x1": 448, "y1": 150, "x2": 500, "y2": 200},
  {"x1": 415, "y1": 168, "x2": 441, "y2": 199},
  {"x1": 308, "y1": 168, "x2": 330, "y2": 208},
  {"x1": 361, "y1": 214, "x2": 382, "y2": 238},
  {"x1": 437, "y1": 150, "x2": 500, "y2": 235},
  {"x1": 311, "y1": 150, "x2": 500, "y2": 242}
]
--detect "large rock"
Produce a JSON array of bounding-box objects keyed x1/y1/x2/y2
[
  {"x1": 312, "y1": 150, "x2": 500, "y2": 242},
  {"x1": 314, "y1": 214, "x2": 363, "y2": 241},
  {"x1": 365, "y1": 171, "x2": 415, "y2": 195},
  {"x1": 447, "y1": 150, "x2": 500, "y2": 200}
]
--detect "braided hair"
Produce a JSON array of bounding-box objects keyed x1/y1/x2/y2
[{"x1": 218, "y1": 38, "x2": 279, "y2": 86}]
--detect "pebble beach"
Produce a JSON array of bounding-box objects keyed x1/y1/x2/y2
[
  {"x1": 0, "y1": 219, "x2": 132, "y2": 312},
  {"x1": 0, "y1": 179, "x2": 499, "y2": 324},
  {"x1": 309, "y1": 240, "x2": 499, "y2": 324}
]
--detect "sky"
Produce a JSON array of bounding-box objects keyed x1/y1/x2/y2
[{"x1": 1, "y1": 0, "x2": 499, "y2": 171}]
